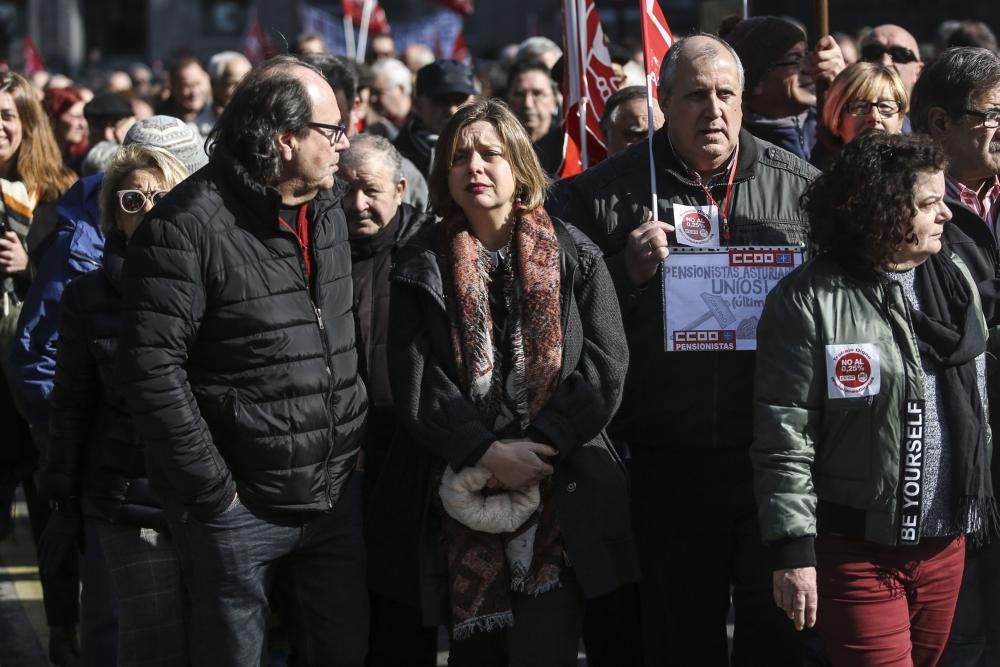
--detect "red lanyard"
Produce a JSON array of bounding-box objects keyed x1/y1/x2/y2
[{"x1": 696, "y1": 145, "x2": 739, "y2": 244}]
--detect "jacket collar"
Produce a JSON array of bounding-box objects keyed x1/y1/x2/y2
[
  {"x1": 654, "y1": 126, "x2": 760, "y2": 188},
  {"x1": 102, "y1": 231, "x2": 127, "y2": 293},
  {"x1": 209, "y1": 146, "x2": 347, "y2": 227}
]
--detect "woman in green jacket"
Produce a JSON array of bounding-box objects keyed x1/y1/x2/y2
[{"x1": 752, "y1": 131, "x2": 997, "y2": 666}]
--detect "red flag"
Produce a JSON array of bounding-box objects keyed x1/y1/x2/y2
[
  {"x1": 342, "y1": 0, "x2": 390, "y2": 34},
  {"x1": 451, "y1": 31, "x2": 469, "y2": 61},
  {"x1": 22, "y1": 36, "x2": 45, "y2": 76},
  {"x1": 640, "y1": 0, "x2": 674, "y2": 98},
  {"x1": 437, "y1": 0, "x2": 474, "y2": 15},
  {"x1": 242, "y1": 9, "x2": 274, "y2": 64},
  {"x1": 559, "y1": 0, "x2": 617, "y2": 178}
]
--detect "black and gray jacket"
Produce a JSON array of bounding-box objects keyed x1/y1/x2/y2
[
  {"x1": 557, "y1": 127, "x2": 817, "y2": 451},
  {"x1": 118, "y1": 149, "x2": 367, "y2": 521},
  {"x1": 45, "y1": 238, "x2": 166, "y2": 530}
]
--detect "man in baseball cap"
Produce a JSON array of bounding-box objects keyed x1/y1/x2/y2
[
  {"x1": 394, "y1": 59, "x2": 477, "y2": 176},
  {"x1": 84, "y1": 91, "x2": 136, "y2": 149}
]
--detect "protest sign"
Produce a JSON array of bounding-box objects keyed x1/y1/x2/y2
[{"x1": 662, "y1": 246, "x2": 803, "y2": 351}]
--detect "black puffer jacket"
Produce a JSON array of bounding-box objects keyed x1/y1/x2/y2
[
  {"x1": 45, "y1": 238, "x2": 165, "y2": 530},
  {"x1": 119, "y1": 150, "x2": 368, "y2": 521},
  {"x1": 556, "y1": 128, "x2": 816, "y2": 451}
]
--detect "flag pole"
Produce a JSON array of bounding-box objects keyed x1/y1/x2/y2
[
  {"x1": 577, "y1": 0, "x2": 589, "y2": 170},
  {"x1": 644, "y1": 73, "x2": 658, "y2": 219},
  {"x1": 640, "y1": 0, "x2": 659, "y2": 217},
  {"x1": 356, "y1": 0, "x2": 374, "y2": 63},
  {"x1": 343, "y1": 15, "x2": 356, "y2": 59},
  {"x1": 814, "y1": 0, "x2": 829, "y2": 130},
  {"x1": 742, "y1": 0, "x2": 749, "y2": 19}
]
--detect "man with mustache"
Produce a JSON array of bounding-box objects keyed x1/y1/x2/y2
[
  {"x1": 557, "y1": 34, "x2": 818, "y2": 666},
  {"x1": 910, "y1": 46, "x2": 1000, "y2": 666},
  {"x1": 340, "y1": 133, "x2": 437, "y2": 667},
  {"x1": 724, "y1": 16, "x2": 845, "y2": 161}
]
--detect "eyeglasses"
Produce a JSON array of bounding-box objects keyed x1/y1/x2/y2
[
  {"x1": 844, "y1": 99, "x2": 902, "y2": 117},
  {"x1": 117, "y1": 189, "x2": 168, "y2": 214},
  {"x1": 307, "y1": 121, "x2": 348, "y2": 146},
  {"x1": 963, "y1": 108, "x2": 1000, "y2": 129},
  {"x1": 860, "y1": 44, "x2": 919, "y2": 65}
]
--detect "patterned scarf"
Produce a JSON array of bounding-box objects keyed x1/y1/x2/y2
[{"x1": 443, "y1": 205, "x2": 565, "y2": 639}]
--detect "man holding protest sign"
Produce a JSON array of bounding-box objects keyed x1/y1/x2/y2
[{"x1": 558, "y1": 33, "x2": 817, "y2": 666}]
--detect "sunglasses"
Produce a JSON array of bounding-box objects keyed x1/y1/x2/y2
[
  {"x1": 860, "y1": 44, "x2": 918, "y2": 65},
  {"x1": 117, "y1": 189, "x2": 169, "y2": 214}
]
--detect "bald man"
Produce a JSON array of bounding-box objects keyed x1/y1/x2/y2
[{"x1": 860, "y1": 24, "x2": 924, "y2": 97}]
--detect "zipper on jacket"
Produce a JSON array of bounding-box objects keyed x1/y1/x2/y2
[
  {"x1": 794, "y1": 115, "x2": 806, "y2": 157},
  {"x1": 279, "y1": 213, "x2": 338, "y2": 509}
]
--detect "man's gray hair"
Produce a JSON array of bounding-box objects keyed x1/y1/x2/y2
[
  {"x1": 341, "y1": 134, "x2": 404, "y2": 184},
  {"x1": 659, "y1": 33, "x2": 746, "y2": 97},
  {"x1": 516, "y1": 36, "x2": 563, "y2": 63},
  {"x1": 370, "y1": 58, "x2": 412, "y2": 97},
  {"x1": 910, "y1": 47, "x2": 1000, "y2": 134},
  {"x1": 207, "y1": 51, "x2": 252, "y2": 82}
]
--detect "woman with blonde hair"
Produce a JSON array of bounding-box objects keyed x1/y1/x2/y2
[
  {"x1": 40, "y1": 144, "x2": 191, "y2": 667},
  {"x1": 811, "y1": 62, "x2": 909, "y2": 169},
  {"x1": 384, "y1": 98, "x2": 637, "y2": 666}
]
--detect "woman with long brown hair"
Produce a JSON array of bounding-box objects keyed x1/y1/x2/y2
[{"x1": 0, "y1": 70, "x2": 80, "y2": 667}]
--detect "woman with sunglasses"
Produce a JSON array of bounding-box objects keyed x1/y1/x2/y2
[
  {"x1": 41, "y1": 144, "x2": 191, "y2": 667},
  {"x1": 811, "y1": 62, "x2": 908, "y2": 170}
]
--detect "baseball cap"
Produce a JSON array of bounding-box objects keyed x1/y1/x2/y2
[{"x1": 416, "y1": 60, "x2": 477, "y2": 98}]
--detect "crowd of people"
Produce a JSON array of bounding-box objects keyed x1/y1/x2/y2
[{"x1": 0, "y1": 12, "x2": 998, "y2": 667}]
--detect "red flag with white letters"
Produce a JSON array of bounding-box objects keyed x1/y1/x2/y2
[
  {"x1": 640, "y1": 0, "x2": 674, "y2": 98},
  {"x1": 559, "y1": 0, "x2": 617, "y2": 178}
]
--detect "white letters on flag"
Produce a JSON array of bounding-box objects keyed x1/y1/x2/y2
[{"x1": 559, "y1": 0, "x2": 617, "y2": 178}]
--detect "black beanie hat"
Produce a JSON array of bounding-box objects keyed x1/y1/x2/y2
[{"x1": 724, "y1": 17, "x2": 807, "y2": 93}]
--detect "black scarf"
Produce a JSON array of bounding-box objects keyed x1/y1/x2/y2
[
  {"x1": 349, "y1": 213, "x2": 399, "y2": 261},
  {"x1": 913, "y1": 252, "x2": 999, "y2": 543}
]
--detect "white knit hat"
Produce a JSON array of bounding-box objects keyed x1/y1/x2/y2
[{"x1": 123, "y1": 115, "x2": 209, "y2": 174}]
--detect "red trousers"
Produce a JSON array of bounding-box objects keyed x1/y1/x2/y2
[{"x1": 815, "y1": 533, "x2": 965, "y2": 667}]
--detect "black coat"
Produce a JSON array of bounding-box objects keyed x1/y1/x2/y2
[
  {"x1": 118, "y1": 150, "x2": 368, "y2": 521},
  {"x1": 379, "y1": 216, "x2": 638, "y2": 625},
  {"x1": 45, "y1": 239, "x2": 165, "y2": 530},
  {"x1": 556, "y1": 129, "x2": 816, "y2": 451},
  {"x1": 942, "y1": 197, "x2": 1000, "y2": 484},
  {"x1": 351, "y1": 204, "x2": 432, "y2": 490}
]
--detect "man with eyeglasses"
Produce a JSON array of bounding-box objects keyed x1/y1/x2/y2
[
  {"x1": 118, "y1": 56, "x2": 369, "y2": 666},
  {"x1": 859, "y1": 25, "x2": 924, "y2": 99},
  {"x1": 911, "y1": 46, "x2": 1000, "y2": 667},
  {"x1": 725, "y1": 16, "x2": 845, "y2": 161}
]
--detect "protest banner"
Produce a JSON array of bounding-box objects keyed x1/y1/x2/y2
[{"x1": 662, "y1": 246, "x2": 803, "y2": 351}]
